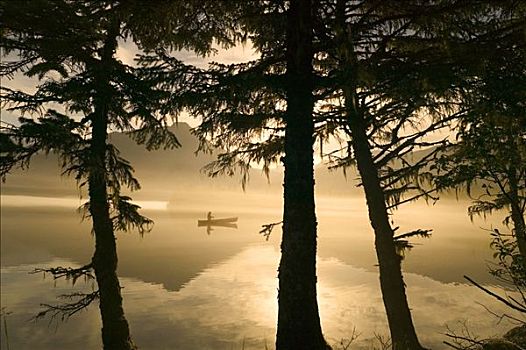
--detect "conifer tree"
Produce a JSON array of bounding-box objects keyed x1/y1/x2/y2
[
  {"x1": 159, "y1": 1, "x2": 462, "y2": 348},
  {"x1": 321, "y1": 2, "x2": 525, "y2": 348},
  {"x1": 435, "y1": 0, "x2": 526, "y2": 262},
  {"x1": 146, "y1": 1, "x2": 331, "y2": 348},
  {"x1": 317, "y1": 2, "x2": 463, "y2": 348},
  {"x1": 1, "y1": 1, "x2": 238, "y2": 349}
]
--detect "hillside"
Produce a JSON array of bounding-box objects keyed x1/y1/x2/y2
[{"x1": 1, "y1": 123, "x2": 361, "y2": 200}]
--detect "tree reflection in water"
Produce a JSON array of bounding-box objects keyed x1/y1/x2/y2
[{"x1": 33, "y1": 250, "x2": 136, "y2": 349}]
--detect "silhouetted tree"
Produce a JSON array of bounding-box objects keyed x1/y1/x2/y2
[
  {"x1": 1, "y1": 1, "x2": 238, "y2": 349},
  {"x1": 144, "y1": 1, "x2": 330, "y2": 348},
  {"x1": 310, "y1": 1, "x2": 483, "y2": 348},
  {"x1": 434, "y1": 1, "x2": 526, "y2": 262},
  {"x1": 308, "y1": 2, "x2": 525, "y2": 348},
  {"x1": 276, "y1": 0, "x2": 329, "y2": 348},
  {"x1": 438, "y1": 114, "x2": 526, "y2": 258},
  {"x1": 158, "y1": 1, "x2": 466, "y2": 348}
]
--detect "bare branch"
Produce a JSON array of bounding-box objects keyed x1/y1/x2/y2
[
  {"x1": 34, "y1": 290, "x2": 100, "y2": 322},
  {"x1": 259, "y1": 220, "x2": 283, "y2": 241},
  {"x1": 464, "y1": 275, "x2": 526, "y2": 313}
]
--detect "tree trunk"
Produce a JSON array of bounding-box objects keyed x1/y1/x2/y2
[
  {"x1": 508, "y1": 166, "x2": 526, "y2": 262},
  {"x1": 511, "y1": 206, "x2": 526, "y2": 261},
  {"x1": 276, "y1": 0, "x2": 327, "y2": 349},
  {"x1": 88, "y1": 21, "x2": 135, "y2": 350},
  {"x1": 346, "y1": 96, "x2": 425, "y2": 350}
]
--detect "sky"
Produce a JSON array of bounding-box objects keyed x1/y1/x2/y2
[
  {"x1": 0, "y1": 40, "x2": 259, "y2": 128},
  {"x1": 0, "y1": 37, "x2": 451, "y2": 164}
]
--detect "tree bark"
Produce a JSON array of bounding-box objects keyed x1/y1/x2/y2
[
  {"x1": 335, "y1": 0, "x2": 424, "y2": 346},
  {"x1": 88, "y1": 21, "x2": 136, "y2": 350},
  {"x1": 276, "y1": 0, "x2": 328, "y2": 349},
  {"x1": 346, "y1": 95, "x2": 425, "y2": 350},
  {"x1": 508, "y1": 165, "x2": 526, "y2": 262},
  {"x1": 511, "y1": 206, "x2": 526, "y2": 261}
]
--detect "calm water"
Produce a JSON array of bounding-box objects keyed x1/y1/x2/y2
[{"x1": 1, "y1": 191, "x2": 522, "y2": 349}]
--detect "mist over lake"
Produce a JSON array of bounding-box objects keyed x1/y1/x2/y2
[
  {"x1": 2, "y1": 2, "x2": 525, "y2": 349},
  {"x1": 1, "y1": 186, "x2": 519, "y2": 349}
]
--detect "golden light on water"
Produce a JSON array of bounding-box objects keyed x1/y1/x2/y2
[
  {"x1": 2, "y1": 242, "x2": 521, "y2": 349},
  {"x1": 0, "y1": 140, "x2": 519, "y2": 349}
]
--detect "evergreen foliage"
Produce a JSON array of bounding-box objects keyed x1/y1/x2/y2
[
  {"x1": 435, "y1": 0, "x2": 526, "y2": 259},
  {"x1": 1, "y1": 2, "x2": 242, "y2": 349},
  {"x1": 1, "y1": 1, "x2": 178, "y2": 232},
  {"x1": 1, "y1": 1, "x2": 525, "y2": 349}
]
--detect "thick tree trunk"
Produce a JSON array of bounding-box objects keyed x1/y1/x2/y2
[
  {"x1": 276, "y1": 0, "x2": 327, "y2": 349},
  {"x1": 508, "y1": 167, "x2": 526, "y2": 261},
  {"x1": 347, "y1": 97, "x2": 425, "y2": 350},
  {"x1": 88, "y1": 21, "x2": 135, "y2": 350},
  {"x1": 89, "y1": 119, "x2": 135, "y2": 350},
  {"x1": 511, "y1": 207, "x2": 526, "y2": 261}
]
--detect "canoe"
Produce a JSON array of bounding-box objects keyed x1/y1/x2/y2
[{"x1": 197, "y1": 217, "x2": 238, "y2": 226}]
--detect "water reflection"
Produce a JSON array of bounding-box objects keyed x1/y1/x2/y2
[
  {"x1": 1, "y1": 261, "x2": 102, "y2": 349},
  {"x1": 1, "y1": 246, "x2": 522, "y2": 349},
  {"x1": 1, "y1": 194, "x2": 499, "y2": 286},
  {"x1": 197, "y1": 213, "x2": 238, "y2": 235},
  {"x1": 23, "y1": 253, "x2": 135, "y2": 349},
  {"x1": 0, "y1": 193, "x2": 520, "y2": 349},
  {"x1": 0, "y1": 197, "x2": 137, "y2": 349}
]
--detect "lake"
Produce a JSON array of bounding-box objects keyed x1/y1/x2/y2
[{"x1": 1, "y1": 191, "x2": 522, "y2": 349}]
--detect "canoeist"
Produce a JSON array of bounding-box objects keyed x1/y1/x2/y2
[{"x1": 207, "y1": 211, "x2": 213, "y2": 221}]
